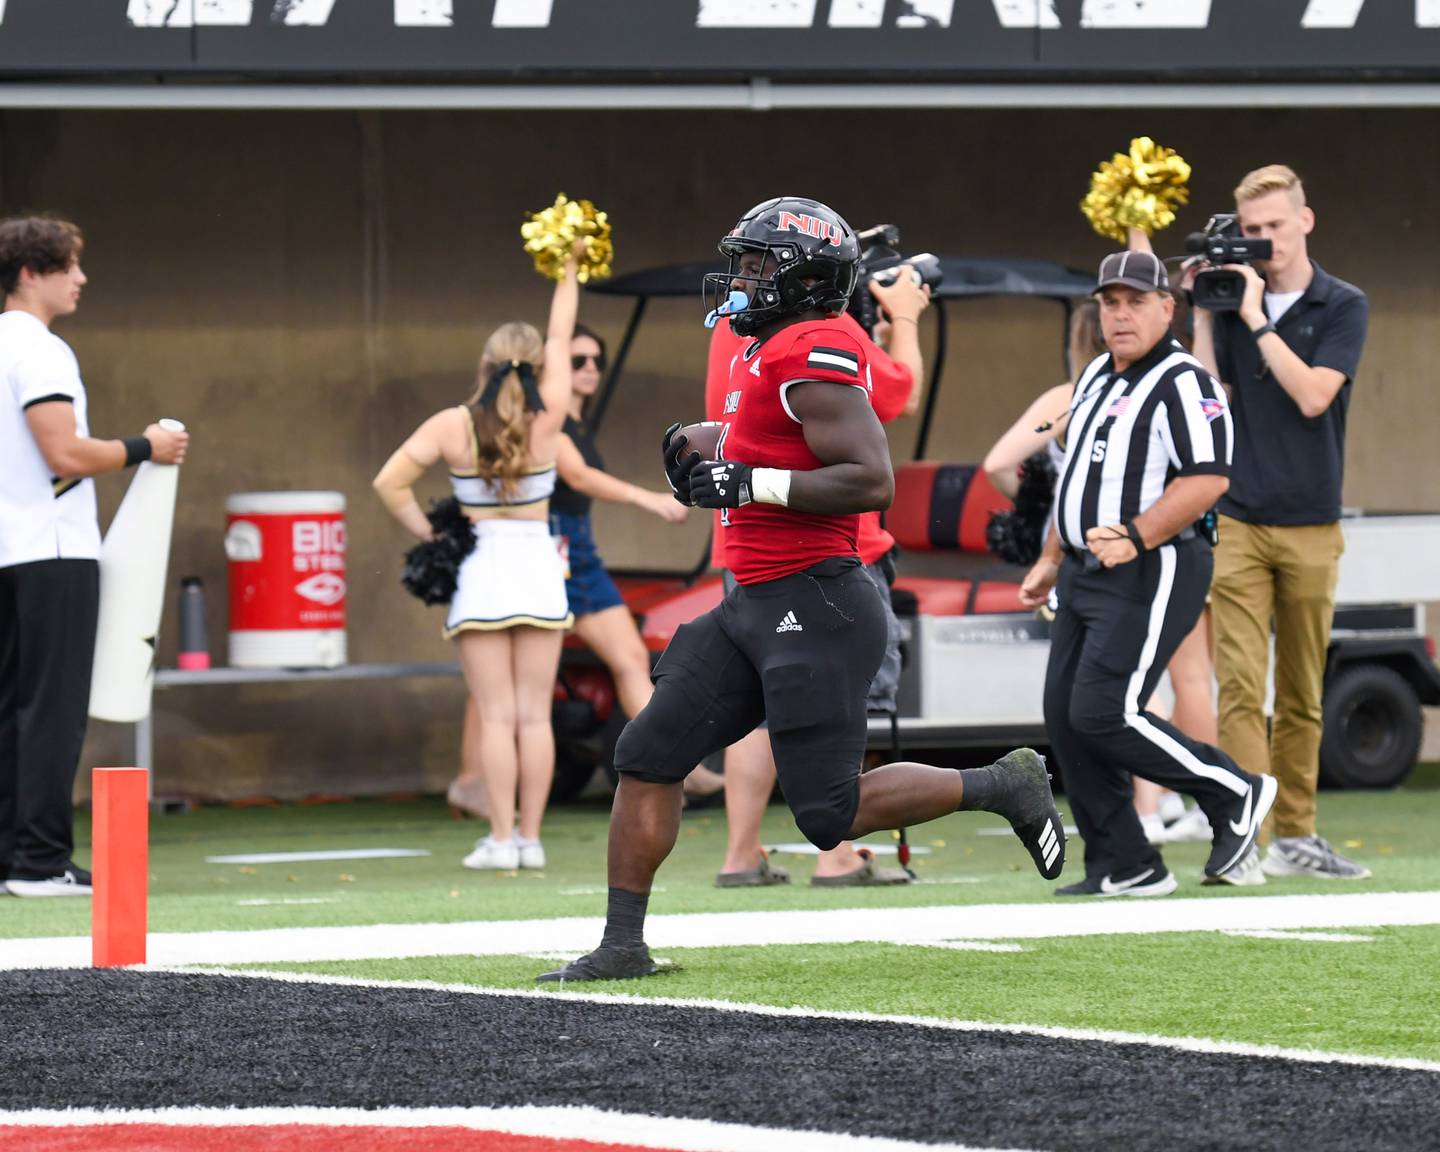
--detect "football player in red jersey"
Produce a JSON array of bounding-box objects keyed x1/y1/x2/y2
[
  {"x1": 539, "y1": 198, "x2": 1065, "y2": 983},
  {"x1": 707, "y1": 267, "x2": 929, "y2": 888}
]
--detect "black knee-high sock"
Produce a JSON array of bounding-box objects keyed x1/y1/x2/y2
[
  {"x1": 956, "y1": 765, "x2": 1002, "y2": 813},
  {"x1": 600, "y1": 887, "x2": 649, "y2": 950}
]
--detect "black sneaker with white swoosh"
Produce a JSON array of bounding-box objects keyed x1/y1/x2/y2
[
  {"x1": 1204, "y1": 773, "x2": 1277, "y2": 881},
  {"x1": 1097, "y1": 864, "x2": 1178, "y2": 898},
  {"x1": 5, "y1": 864, "x2": 94, "y2": 898},
  {"x1": 1057, "y1": 863, "x2": 1178, "y2": 897}
]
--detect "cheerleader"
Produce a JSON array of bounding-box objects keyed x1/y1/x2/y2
[{"x1": 375, "y1": 250, "x2": 581, "y2": 870}]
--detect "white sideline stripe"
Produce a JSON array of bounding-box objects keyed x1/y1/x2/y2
[
  {"x1": 1221, "y1": 929, "x2": 1376, "y2": 943},
  {"x1": 145, "y1": 966, "x2": 1440, "y2": 1075},
  {"x1": 235, "y1": 898, "x2": 338, "y2": 907},
  {"x1": 900, "y1": 940, "x2": 1025, "y2": 953},
  {"x1": 0, "y1": 1104, "x2": 1022, "y2": 1152},
  {"x1": 3, "y1": 891, "x2": 1438, "y2": 971},
  {"x1": 205, "y1": 849, "x2": 431, "y2": 864}
]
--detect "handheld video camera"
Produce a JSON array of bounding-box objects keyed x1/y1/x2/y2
[
  {"x1": 1184, "y1": 213, "x2": 1273, "y2": 312},
  {"x1": 847, "y1": 223, "x2": 944, "y2": 338}
]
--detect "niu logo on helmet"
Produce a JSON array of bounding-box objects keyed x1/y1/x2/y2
[{"x1": 778, "y1": 211, "x2": 843, "y2": 248}]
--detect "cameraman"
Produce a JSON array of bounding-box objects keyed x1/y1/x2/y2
[
  {"x1": 860, "y1": 275, "x2": 926, "y2": 418},
  {"x1": 1191, "y1": 164, "x2": 1370, "y2": 881}
]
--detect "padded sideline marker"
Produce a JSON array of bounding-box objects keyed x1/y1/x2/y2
[{"x1": 92, "y1": 767, "x2": 149, "y2": 968}]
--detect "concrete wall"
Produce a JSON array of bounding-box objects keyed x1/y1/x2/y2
[{"x1": 4, "y1": 107, "x2": 1434, "y2": 798}]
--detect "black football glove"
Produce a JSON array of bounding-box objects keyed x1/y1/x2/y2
[
  {"x1": 690, "y1": 460, "x2": 753, "y2": 509},
  {"x1": 661, "y1": 422, "x2": 701, "y2": 506}
]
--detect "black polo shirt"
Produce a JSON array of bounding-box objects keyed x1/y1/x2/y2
[{"x1": 1213, "y1": 260, "x2": 1368, "y2": 526}]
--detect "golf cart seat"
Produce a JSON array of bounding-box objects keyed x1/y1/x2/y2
[{"x1": 888, "y1": 462, "x2": 1026, "y2": 616}]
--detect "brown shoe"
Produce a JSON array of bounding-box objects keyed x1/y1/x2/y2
[
  {"x1": 715, "y1": 853, "x2": 791, "y2": 888},
  {"x1": 811, "y1": 849, "x2": 912, "y2": 888}
]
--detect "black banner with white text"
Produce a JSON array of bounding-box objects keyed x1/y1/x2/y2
[{"x1": 1, "y1": 1, "x2": 1439, "y2": 79}]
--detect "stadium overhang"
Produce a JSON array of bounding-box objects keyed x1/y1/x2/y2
[{"x1": 2, "y1": 82, "x2": 1440, "y2": 110}]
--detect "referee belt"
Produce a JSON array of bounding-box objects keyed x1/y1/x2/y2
[{"x1": 1060, "y1": 525, "x2": 1197, "y2": 564}]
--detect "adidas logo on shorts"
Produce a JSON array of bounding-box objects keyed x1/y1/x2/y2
[{"x1": 775, "y1": 611, "x2": 803, "y2": 633}]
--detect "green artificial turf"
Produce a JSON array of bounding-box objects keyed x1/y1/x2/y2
[
  {"x1": 256, "y1": 925, "x2": 1440, "y2": 1064},
  {"x1": 4, "y1": 763, "x2": 1440, "y2": 940},
  {"x1": 8, "y1": 765, "x2": 1440, "y2": 1064}
]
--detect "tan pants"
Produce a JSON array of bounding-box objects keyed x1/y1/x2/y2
[{"x1": 1212, "y1": 516, "x2": 1344, "y2": 839}]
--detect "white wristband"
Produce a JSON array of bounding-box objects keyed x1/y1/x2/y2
[{"x1": 751, "y1": 467, "x2": 792, "y2": 507}]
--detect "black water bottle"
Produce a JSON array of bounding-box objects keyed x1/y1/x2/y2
[{"x1": 177, "y1": 576, "x2": 211, "y2": 671}]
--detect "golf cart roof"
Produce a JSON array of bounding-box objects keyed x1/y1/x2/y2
[{"x1": 589, "y1": 256, "x2": 1095, "y2": 302}]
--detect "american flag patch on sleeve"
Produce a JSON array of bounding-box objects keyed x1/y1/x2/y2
[{"x1": 807, "y1": 345, "x2": 860, "y2": 376}]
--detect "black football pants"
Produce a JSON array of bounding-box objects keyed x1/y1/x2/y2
[
  {"x1": 1044, "y1": 538, "x2": 1252, "y2": 881},
  {"x1": 0, "y1": 558, "x2": 100, "y2": 877},
  {"x1": 614, "y1": 557, "x2": 887, "y2": 851}
]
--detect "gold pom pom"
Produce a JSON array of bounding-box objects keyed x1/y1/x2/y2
[
  {"x1": 520, "y1": 193, "x2": 613, "y2": 284},
  {"x1": 1080, "y1": 137, "x2": 1192, "y2": 244}
]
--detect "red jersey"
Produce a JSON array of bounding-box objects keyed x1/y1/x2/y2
[
  {"x1": 706, "y1": 314, "x2": 911, "y2": 570},
  {"x1": 711, "y1": 318, "x2": 880, "y2": 585}
]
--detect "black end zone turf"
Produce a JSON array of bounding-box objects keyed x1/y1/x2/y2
[{"x1": 3, "y1": 970, "x2": 1437, "y2": 1151}]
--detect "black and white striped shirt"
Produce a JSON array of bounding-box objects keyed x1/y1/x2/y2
[{"x1": 1054, "y1": 337, "x2": 1233, "y2": 551}]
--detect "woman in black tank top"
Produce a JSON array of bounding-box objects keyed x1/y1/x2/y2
[{"x1": 550, "y1": 325, "x2": 688, "y2": 719}]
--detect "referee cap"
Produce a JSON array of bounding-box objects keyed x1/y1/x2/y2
[{"x1": 1094, "y1": 250, "x2": 1168, "y2": 294}]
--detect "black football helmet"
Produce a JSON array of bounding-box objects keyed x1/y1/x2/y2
[{"x1": 703, "y1": 196, "x2": 861, "y2": 337}]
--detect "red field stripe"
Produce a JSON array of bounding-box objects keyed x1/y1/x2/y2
[{"x1": 0, "y1": 1126, "x2": 670, "y2": 1152}]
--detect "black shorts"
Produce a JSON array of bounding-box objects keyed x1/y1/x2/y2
[{"x1": 612, "y1": 556, "x2": 888, "y2": 850}]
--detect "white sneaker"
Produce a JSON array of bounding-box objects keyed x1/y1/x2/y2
[
  {"x1": 1162, "y1": 804, "x2": 1212, "y2": 843},
  {"x1": 1157, "y1": 791, "x2": 1187, "y2": 825},
  {"x1": 1262, "y1": 836, "x2": 1372, "y2": 880},
  {"x1": 1140, "y1": 813, "x2": 1169, "y2": 844},
  {"x1": 1202, "y1": 845, "x2": 1266, "y2": 887},
  {"x1": 516, "y1": 837, "x2": 546, "y2": 870},
  {"x1": 462, "y1": 836, "x2": 519, "y2": 871}
]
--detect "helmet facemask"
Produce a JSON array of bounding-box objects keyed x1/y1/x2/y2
[{"x1": 702, "y1": 199, "x2": 860, "y2": 337}]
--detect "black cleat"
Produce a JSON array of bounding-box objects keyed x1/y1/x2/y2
[
  {"x1": 536, "y1": 944, "x2": 658, "y2": 984},
  {"x1": 988, "y1": 748, "x2": 1067, "y2": 881}
]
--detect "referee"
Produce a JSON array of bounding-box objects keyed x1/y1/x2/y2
[{"x1": 1020, "y1": 251, "x2": 1274, "y2": 896}]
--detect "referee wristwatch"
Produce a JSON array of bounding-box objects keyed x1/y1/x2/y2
[{"x1": 1249, "y1": 321, "x2": 1277, "y2": 340}]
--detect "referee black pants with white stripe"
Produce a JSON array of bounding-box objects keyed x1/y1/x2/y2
[
  {"x1": 0, "y1": 559, "x2": 100, "y2": 878},
  {"x1": 1044, "y1": 538, "x2": 1252, "y2": 880}
]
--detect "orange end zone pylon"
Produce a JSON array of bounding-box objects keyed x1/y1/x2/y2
[{"x1": 92, "y1": 767, "x2": 149, "y2": 968}]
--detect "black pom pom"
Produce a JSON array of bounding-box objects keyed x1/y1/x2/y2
[
  {"x1": 401, "y1": 497, "x2": 477, "y2": 606},
  {"x1": 986, "y1": 453, "x2": 1058, "y2": 567}
]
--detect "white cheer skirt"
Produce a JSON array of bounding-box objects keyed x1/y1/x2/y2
[{"x1": 444, "y1": 519, "x2": 573, "y2": 638}]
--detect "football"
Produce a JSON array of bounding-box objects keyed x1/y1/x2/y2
[{"x1": 676, "y1": 420, "x2": 724, "y2": 462}]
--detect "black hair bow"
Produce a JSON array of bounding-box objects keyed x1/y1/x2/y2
[{"x1": 478, "y1": 359, "x2": 545, "y2": 413}]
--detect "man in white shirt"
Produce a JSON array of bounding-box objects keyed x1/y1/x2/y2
[{"x1": 1, "y1": 216, "x2": 187, "y2": 898}]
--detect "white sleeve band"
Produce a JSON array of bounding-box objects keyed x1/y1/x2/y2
[{"x1": 751, "y1": 467, "x2": 792, "y2": 507}]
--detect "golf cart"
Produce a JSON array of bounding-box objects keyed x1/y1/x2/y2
[{"x1": 548, "y1": 256, "x2": 1440, "y2": 800}]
